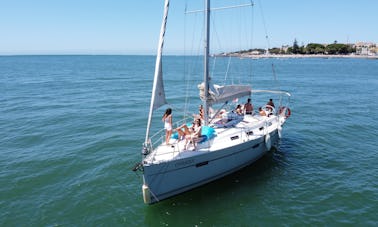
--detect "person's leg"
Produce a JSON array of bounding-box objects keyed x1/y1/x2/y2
[{"x1": 176, "y1": 129, "x2": 184, "y2": 140}]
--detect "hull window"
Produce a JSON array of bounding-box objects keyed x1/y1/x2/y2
[
  {"x1": 196, "y1": 161, "x2": 209, "y2": 167},
  {"x1": 230, "y1": 135, "x2": 239, "y2": 140}
]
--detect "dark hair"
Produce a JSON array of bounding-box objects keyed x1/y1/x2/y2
[
  {"x1": 164, "y1": 108, "x2": 172, "y2": 116},
  {"x1": 247, "y1": 98, "x2": 251, "y2": 102}
]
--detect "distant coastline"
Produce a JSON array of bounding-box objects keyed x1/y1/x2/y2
[
  {"x1": 219, "y1": 41, "x2": 378, "y2": 59},
  {"x1": 219, "y1": 53, "x2": 378, "y2": 59}
]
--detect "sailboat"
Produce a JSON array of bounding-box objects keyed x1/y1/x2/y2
[{"x1": 133, "y1": 0, "x2": 292, "y2": 204}]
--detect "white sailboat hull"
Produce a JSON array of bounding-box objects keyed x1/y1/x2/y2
[
  {"x1": 139, "y1": 0, "x2": 292, "y2": 205},
  {"x1": 142, "y1": 129, "x2": 279, "y2": 204}
]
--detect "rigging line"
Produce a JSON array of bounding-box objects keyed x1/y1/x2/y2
[
  {"x1": 211, "y1": 56, "x2": 216, "y2": 84},
  {"x1": 183, "y1": 1, "x2": 190, "y2": 118},
  {"x1": 210, "y1": 13, "x2": 223, "y2": 86},
  {"x1": 211, "y1": 12, "x2": 222, "y2": 53},
  {"x1": 185, "y1": 3, "x2": 253, "y2": 14},
  {"x1": 147, "y1": 187, "x2": 160, "y2": 204},
  {"x1": 238, "y1": 1, "x2": 249, "y2": 58},
  {"x1": 257, "y1": 0, "x2": 271, "y2": 51},
  {"x1": 271, "y1": 63, "x2": 280, "y2": 90},
  {"x1": 225, "y1": 56, "x2": 232, "y2": 84},
  {"x1": 184, "y1": 2, "x2": 201, "y2": 119},
  {"x1": 248, "y1": 0, "x2": 255, "y2": 83},
  {"x1": 257, "y1": 0, "x2": 279, "y2": 90}
]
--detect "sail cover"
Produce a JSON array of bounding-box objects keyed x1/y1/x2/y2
[
  {"x1": 151, "y1": 61, "x2": 167, "y2": 110},
  {"x1": 145, "y1": 0, "x2": 169, "y2": 144},
  {"x1": 150, "y1": 0, "x2": 169, "y2": 110},
  {"x1": 198, "y1": 83, "x2": 251, "y2": 105}
]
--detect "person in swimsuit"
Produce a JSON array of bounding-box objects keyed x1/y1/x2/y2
[
  {"x1": 259, "y1": 107, "x2": 266, "y2": 116},
  {"x1": 175, "y1": 123, "x2": 193, "y2": 141},
  {"x1": 185, "y1": 119, "x2": 202, "y2": 150},
  {"x1": 244, "y1": 98, "x2": 253, "y2": 115},
  {"x1": 234, "y1": 104, "x2": 243, "y2": 115},
  {"x1": 162, "y1": 108, "x2": 172, "y2": 145}
]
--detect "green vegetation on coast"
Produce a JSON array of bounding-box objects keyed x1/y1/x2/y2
[{"x1": 225, "y1": 39, "x2": 377, "y2": 58}]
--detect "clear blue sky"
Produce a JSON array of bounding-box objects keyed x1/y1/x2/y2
[{"x1": 0, "y1": 0, "x2": 377, "y2": 55}]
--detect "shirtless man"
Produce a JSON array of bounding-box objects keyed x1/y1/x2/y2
[{"x1": 244, "y1": 98, "x2": 253, "y2": 115}]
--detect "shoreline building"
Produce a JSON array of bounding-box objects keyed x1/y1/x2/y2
[{"x1": 355, "y1": 42, "x2": 377, "y2": 56}]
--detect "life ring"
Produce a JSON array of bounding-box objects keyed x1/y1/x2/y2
[{"x1": 279, "y1": 106, "x2": 291, "y2": 119}]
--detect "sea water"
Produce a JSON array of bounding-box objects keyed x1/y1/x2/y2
[{"x1": 0, "y1": 55, "x2": 377, "y2": 226}]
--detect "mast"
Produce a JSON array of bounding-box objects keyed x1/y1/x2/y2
[{"x1": 203, "y1": 0, "x2": 210, "y2": 125}]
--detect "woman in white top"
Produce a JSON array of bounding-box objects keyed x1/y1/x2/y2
[{"x1": 162, "y1": 108, "x2": 172, "y2": 145}]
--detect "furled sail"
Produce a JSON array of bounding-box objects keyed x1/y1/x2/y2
[
  {"x1": 150, "y1": 0, "x2": 169, "y2": 110},
  {"x1": 198, "y1": 83, "x2": 251, "y2": 105},
  {"x1": 151, "y1": 61, "x2": 167, "y2": 110},
  {"x1": 145, "y1": 0, "x2": 169, "y2": 144}
]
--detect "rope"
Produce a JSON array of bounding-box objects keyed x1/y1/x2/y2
[
  {"x1": 257, "y1": 0, "x2": 271, "y2": 51},
  {"x1": 148, "y1": 187, "x2": 160, "y2": 203},
  {"x1": 256, "y1": 0, "x2": 281, "y2": 91}
]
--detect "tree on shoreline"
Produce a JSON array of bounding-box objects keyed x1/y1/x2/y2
[
  {"x1": 268, "y1": 42, "x2": 355, "y2": 55},
  {"x1": 306, "y1": 43, "x2": 325, "y2": 54},
  {"x1": 292, "y1": 39, "x2": 300, "y2": 54},
  {"x1": 226, "y1": 41, "x2": 358, "y2": 56}
]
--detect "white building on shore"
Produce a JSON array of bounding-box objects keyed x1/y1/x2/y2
[{"x1": 355, "y1": 42, "x2": 377, "y2": 56}]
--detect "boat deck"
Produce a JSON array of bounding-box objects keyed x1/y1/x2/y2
[{"x1": 144, "y1": 114, "x2": 284, "y2": 164}]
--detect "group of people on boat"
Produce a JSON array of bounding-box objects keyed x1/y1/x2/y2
[
  {"x1": 233, "y1": 98, "x2": 275, "y2": 117},
  {"x1": 233, "y1": 98, "x2": 254, "y2": 115},
  {"x1": 161, "y1": 98, "x2": 275, "y2": 149},
  {"x1": 162, "y1": 107, "x2": 202, "y2": 150}
]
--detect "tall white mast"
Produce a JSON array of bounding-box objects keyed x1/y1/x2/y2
[{"x1": 203, "y1": 0, "x2": 210, "y2": 126}]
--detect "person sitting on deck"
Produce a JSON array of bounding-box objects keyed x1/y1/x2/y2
[
  {"x1": 185, "y1": 118, "x2": 202, "y2": 150},
  {"x1": 234, "y1": 104, "x2": 243, "y2": 115},
  {"x1": 259, "y1": 107, "x2": 267, "y2": 116},
  {"x1": 175, "y1": 124, "x2": 193, "y2": 141}
]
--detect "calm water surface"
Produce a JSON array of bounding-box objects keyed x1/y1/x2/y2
[{"x1": 0, "y1": 55, "x2": 377, "y2": 226}]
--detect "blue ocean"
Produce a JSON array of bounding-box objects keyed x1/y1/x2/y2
[{"x1": 0, "y1": 55, "x2": 377, "y2": 226}]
